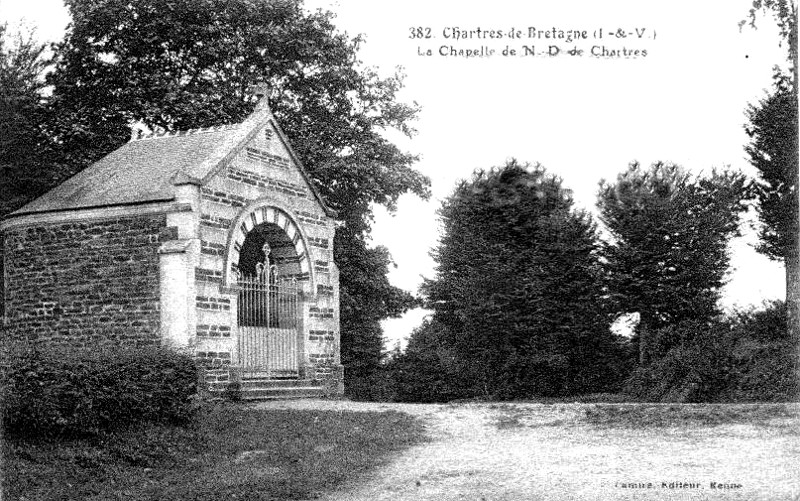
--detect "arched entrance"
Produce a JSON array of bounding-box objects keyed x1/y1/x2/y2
[
  {"x1": 229, "y1": 205, "x2": 312, "y2": 377},
  {"x1": 225, "y1": 205, "x2": 313, "y2": 289}
]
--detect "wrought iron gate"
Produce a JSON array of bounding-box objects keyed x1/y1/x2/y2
[{"x1": 237, "y1": 244, "x2": 300, "y2": 377}]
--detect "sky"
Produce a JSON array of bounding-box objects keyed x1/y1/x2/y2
[{"x1": 1, "y1": 0, "x2": 790, "y2": 349}]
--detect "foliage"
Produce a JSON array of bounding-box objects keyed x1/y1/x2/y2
[
  {"x1": 32, "y1": 0, "x2": 431, "y2": 394},
  {"x1": 743, "y1": 79, "x2": 799, "y2": 342},
  {"x1": 734, "y1": 299, "x2": 789, "y2": 341},
  {"x1": 414, "y1": 160, "x2": 629, "y2": 400},
  {"x1": 623, "y1": 302, "x2": 798, "y2": 402},
  {"x1": 335, "y1": 226, "x2": 418, "y2": 400},
  {"x1": 597, "y1": 162, "x2": 748, "y2": 337},
  {"x1": 745, "y1": 84, "x2": 799, "y2": 261},
  {"x1": 387, "y1": 318, "x2": 472, "y2": 403},
  {"x1": 624, "y1": 321, "x2": 740, "y2": 403},
  {"x1": 1, "y1": 343, "x2": 199, "y2": 437},
  {"x1": 625, "y1": 337, "x2": 798, "y2": 403},
  {"x1": 742, "y1": 0, "x2": 800, "y2": 339},
  {"x1": 3, "y1": 405, "x2": 425, "y2": 500},
  {"x1": 0, "y1": 24, "x2": 63, "y2": 217}
]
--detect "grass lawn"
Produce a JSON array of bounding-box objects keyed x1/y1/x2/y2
[{"x1": 2, "y1": 402, "x2": 426, "y2": 501}]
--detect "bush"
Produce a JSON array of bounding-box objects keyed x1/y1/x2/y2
[
  {"x1": 387, "y1": 318, "x2": 636, "y2": 403},
  {"x1": 1, "y1": 342, "x2": 199, "y2": 436},
  {"x1": 735, "y1": 300, "x2": 789, "y2": 342},
  {"x1": 389, "y1": 347, "x2": 468, "y2": 403},
  {"x1": 343, "y1": 365, "x2": 398, "y2": 402},
  {"x1": 721, "y1": 341, "x2": 798, "y2": 401},
  {"x1": 624, "y1": 306, "x2": 799, "y2": 402},
  {"x1": 645, "y1": 319, "x2": 711, "y2": 361},
  {"x1": 387, "y1": 319, "x2": 476, "y2": 403},
  {"x1": 625, "y1": 321, "x2": 736, "y2": 402}
]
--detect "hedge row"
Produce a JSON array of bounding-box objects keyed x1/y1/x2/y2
[
  {"x1": 624, "y1": 302, "x2": 798, "y2": 403},
  {"x1": 1, "y1": 343, "x2": 199, "y2": 436}
]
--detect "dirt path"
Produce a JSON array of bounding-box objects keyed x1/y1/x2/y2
[{"x1": 255, "y1": 400, "x2": 800, "y2": 501}]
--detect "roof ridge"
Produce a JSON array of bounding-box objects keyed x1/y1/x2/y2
[{"x1": 131, "y1": 124, "x2": 241, "y2": 141}]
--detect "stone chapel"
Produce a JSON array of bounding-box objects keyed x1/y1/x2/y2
[{"x1": 1, "y1": 91, "x2": 343, "y2": 397}]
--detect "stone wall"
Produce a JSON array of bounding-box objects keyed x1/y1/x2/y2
[{"x1": 3, "y1": 214, "x2": 176, "y2": 346}]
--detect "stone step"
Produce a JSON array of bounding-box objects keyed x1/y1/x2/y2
[
  {"x1": 241, "y1": 370, "x2": 299, "y2": 380},
  {"x1": 241, "y1": 378, "x2": 320, "y2": 388},
  {"x1": 208, "y1": 378, "x2": 320, "y2": 391},
  {"x1": 239, "y1": 386, "x2": 327, "y2": 400}
]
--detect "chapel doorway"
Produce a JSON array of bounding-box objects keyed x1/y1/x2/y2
[{"x1": 236, "y1": 222, "x2": 302, "y2": 377}]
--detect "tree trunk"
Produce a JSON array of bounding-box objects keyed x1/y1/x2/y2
[
  {"x1": 791, "y1": 185, "x2": 800, "y2": 393},
  {"x1": 787, "y1": 244, "x2": 800, "y2": 340},
  {"x1": 791, "y1": 181, "x2": 800, "y2": 340}
]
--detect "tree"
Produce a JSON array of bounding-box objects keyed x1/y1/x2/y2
[
  {"x1": 745, "y1": 84, "x2": 799, "y2": 339},
  {"x1": 39, "y1": 0, "x2": 431, "y2": 395},
  {"x1": 334, "y1": 226, "x2": 418, "y2": 399},
  {"x1": 747, "y1": 85, "x2": 799, "y2": 261},
  {"x1": 0, "y1": 24, "x2": 60, "y2": 216},
  {"x1": 742, "y1": 0, "x2": 799, "y2": 339},
  {"x1": 597, "y1": 162, "x2": 748, "y2": 360},
  {"x1": 420, "y1": 160, "x2": 627, "y2": 399}
]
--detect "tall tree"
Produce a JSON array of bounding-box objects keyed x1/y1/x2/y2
[
  {"x1": 0, "y1": 24, "x2": 60, "y2": 215},
  {"x1": 743, "y1": 0, "x2": 799, "y2": 339},
  {"x1": 421, "y1": 160, "x2": 626, "y2": 399},
  {"x1": 597, "y1": 162, "x2": 748, "y2": 360},
  {"x1": 745, "y1": 83, "x2": 799, "y2": 340},
  {"x1": 40, "y1": 0, "x2": 430, "y2": 395}
]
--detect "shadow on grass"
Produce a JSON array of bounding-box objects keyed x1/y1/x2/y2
[
  {"x1": 580, "y1": 403, "x2": 799, "y2": 429},
  {"x1": 3, "y1": 402, "x2": 426, "y2": 501},
  {"x1": 480, "y1": 400, "x2": 799, "y2": 432}
]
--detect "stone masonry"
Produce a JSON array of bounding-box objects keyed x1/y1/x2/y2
[{"x1": 3, "y1": 215, "x2": 176, "y2": 346}]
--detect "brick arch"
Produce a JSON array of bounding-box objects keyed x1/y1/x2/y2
[{"x1": 223, "y1": 202, "x2": 313, "y2": 288}]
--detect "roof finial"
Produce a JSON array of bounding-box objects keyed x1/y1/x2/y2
[{"x1": 249, "y1": 81, "x2": 270, "y2": 111}]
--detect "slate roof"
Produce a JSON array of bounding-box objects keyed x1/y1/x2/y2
[{"x1": 11, "y1": 103, "x2": 335, "y2": 217}]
